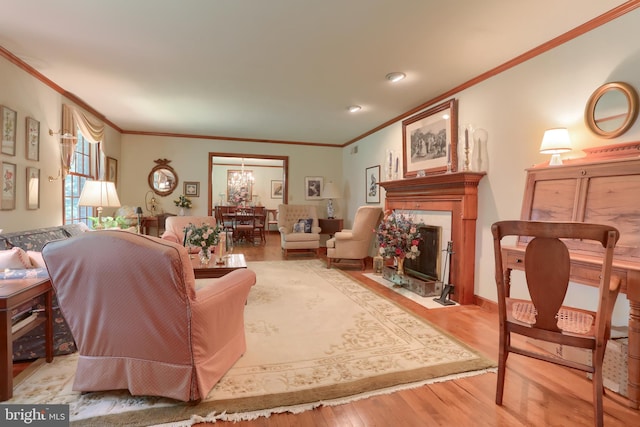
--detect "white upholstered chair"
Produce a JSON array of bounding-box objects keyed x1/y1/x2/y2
[
  {"x1": 326, "y1": 206, "x2": 383, "y2": 270},
  {"x1": 277, "y1": 204, "x2": 321, "y2": 258}
]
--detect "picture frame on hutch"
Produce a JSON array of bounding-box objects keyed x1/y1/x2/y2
[
  {"x1": 365, "y1": 165, "x2": 380, "y2": 204},
  {"x1": 26, "y1": 167, "x2": 39, "y2": 210},
  {"x1": 184, "y1": 181, "x2": 200, "y2": 197},
  {"x1": 1, "y1": 106, "x2": 17, "y2": 156},
  {"x1": 402, "y1": 98, "x2": 458, "y2": 177},
  {"x1": 304, "y1": 176, "x2": 323, "y2": 200},
  {"x1": 1, "y1": 161, "x2": 16, "y2": 210},
  {"x1": 25, "y1": 117, "x2": 40, "y2": 161}
]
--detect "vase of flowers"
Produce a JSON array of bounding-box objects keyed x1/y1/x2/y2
[
  {"x1": 174, "y1": 195, "x2": 192, "y2": 216},
  {"x1": 375, "y1": 211, "x2": 423, "y2": 275},
  {"x1": 184, "y1": 222, "x2": 221, "y2": 265}
]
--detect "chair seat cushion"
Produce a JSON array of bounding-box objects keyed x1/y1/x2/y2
[
  {"x1": 509, "y1": 299, "x2": 594, "y2": 335},
  {"x1": 284, "y1": 232, "x2": 319, "y2": 242}
]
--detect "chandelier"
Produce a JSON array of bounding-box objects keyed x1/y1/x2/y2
[{"x1": 229, "y1": 158, "x2": 254, "y2": 189}]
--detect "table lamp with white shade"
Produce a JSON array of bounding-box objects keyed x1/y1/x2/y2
[
  {"x1": 78, "y1": 180, "x2": 121, "y2": 229},
  {"x1": 539, "y1": 128, "x2": 572, "y2": 166},
  {"x1": 322, "y1": 181, "x2": 341, "y2": 219}
]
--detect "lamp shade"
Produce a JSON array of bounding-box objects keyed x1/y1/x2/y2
[
  {"x1": 539, "y1": 128, "x2": 572, "y2": 154},
  {"x1": 78, "y1": 180, "x2": 121, "y2": 208},
  {"x1": 322, "y1": 181, "x2": 341, "y2": 199}
]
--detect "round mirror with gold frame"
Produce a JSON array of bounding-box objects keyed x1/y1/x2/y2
[
  {"x1": 585, "y1": 82, "x2": 639, "y2": 139},
  {"x1": 148, "y1": 158, "x2": 179, "y2": 196}
]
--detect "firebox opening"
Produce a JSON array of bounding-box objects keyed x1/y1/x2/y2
[{"x1": 404, "y1": 225, "x2": 441, "y2": 282}]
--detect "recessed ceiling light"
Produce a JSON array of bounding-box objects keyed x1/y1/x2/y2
[
  {"x1": 347, "y1": 105, "x2": 362, "y2": 113},
  {"x1": 385, "y1": 72, "x2": 406, "y2": 83}
]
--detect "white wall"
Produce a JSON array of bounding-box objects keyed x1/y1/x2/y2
[
  {"x1": 0, "y1": 58, "x2": 121, "y2": 232},
  {"x1": 118, "y1": 134, "x2": 342, "y2": 217},
  {"x1": 344, "y1": 9, "x2": 640, "y2": 324}
]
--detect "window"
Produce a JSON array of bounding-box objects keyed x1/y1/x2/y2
[{"x1": 63, "y1": 131, "x2": 97, "y2": 225}]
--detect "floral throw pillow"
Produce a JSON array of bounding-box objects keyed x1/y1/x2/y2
[{"x1": 292, "y1": 218, "x2": 313, "y2": 233}]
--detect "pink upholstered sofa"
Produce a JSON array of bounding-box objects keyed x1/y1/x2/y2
[{"x1": 43, "y1": 231, "x2": 255, "y2": 401}]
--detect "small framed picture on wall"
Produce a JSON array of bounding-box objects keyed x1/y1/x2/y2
[
  {"x1": 304, "y1": 176, "x2": 323, "y2": 200},
  {"x1": 25, "y1": 117, "x2": 40, "y2": 161},
  {"x1": 184, "y1": 181, "x2": 200, "y2": 197},
  {"x1": 365, "y1": 165, "x2": 380, "y2": 204}
]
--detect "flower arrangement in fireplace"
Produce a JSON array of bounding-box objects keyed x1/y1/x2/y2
[
  {"x1": 184, "y1": 222, "x2": 221, "y2": 249},
  {"x1": 375, "y1": 211, "x2": 424, "y2": 259}
]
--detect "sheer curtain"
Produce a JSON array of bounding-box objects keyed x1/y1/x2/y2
[{"x1": 61, "y1": 104, "x2": 106, "y2": 178}]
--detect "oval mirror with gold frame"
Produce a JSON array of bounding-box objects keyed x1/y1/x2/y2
[
  {"x1": 585, "y1": 82, "x2": 639, "y2": 139},
  {"x1": 148, "y1": 158, "x2": 179, "y2": 196}
]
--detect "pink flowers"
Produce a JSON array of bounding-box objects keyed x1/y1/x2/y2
[{"x1": 375, "y1": 211, "x2": 424, "y2": 260}]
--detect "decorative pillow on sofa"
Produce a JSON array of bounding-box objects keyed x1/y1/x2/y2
[
  {"x1": 0, "y1": 247, "x2": 33, "y2": 269},
  {"x1": 27, "y1": 251, "x2": 46, "y2": 268}
]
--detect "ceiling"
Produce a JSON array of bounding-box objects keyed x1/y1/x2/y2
[{"x1": 0, "y1": 1, "x2": 630, "y2": 146}]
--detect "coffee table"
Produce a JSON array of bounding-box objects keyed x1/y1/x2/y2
[{"x1": 191, "y1": 253, "x2": 247, "y2": 278}]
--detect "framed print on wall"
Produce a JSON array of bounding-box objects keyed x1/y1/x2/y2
[
  {"x1": 365, "y1": 165, "x2": 380, "y2": 204},
  {"x1": 402, "y1": 98, "x2": 458, "y2": 177},
  {"x1": 1, "y1": 161, "x2": 16, "y2": 210},
  {"x1": 1, "y1": 106, "x2": 17, "y2": 156},
  {"x1": 304, "y1": 176, "x2": 323, "y2": 200},
  {"x1": 184, "y1": 181, "x2": 200, "y2": 197},
  {"x1": 26, "y1": 167, "x2": 39, "y2": 210},
  {"x1": 271, "y1": 180, "x2": 283, "y2": 198},
  {"x1": 25, "y1": 117, "x2": 40, "y2": 161},
  {"x1": 106, "y1": 156, "x2": 118, "y2": 186},
  {"x1": 227, "y1": 170, "x2": 253, "y2": 204}
]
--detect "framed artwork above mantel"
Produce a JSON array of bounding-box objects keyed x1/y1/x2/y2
[{"x1": 402, "y1": 98, "x2": 458, "y2": 177}]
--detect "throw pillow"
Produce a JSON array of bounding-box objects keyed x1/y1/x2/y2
[
  {"x1": 27, "y1": 251, "x2": 46, "y2": 268},
  {"x1": 0, "y1": 247, "x2": 32, "y2": 269},
  {"x1": 302, "y1": 218, "x2": 313, "y2": 233},
  {"x1": 293, "y1": 221, "x2": 305, "y2": 233}
]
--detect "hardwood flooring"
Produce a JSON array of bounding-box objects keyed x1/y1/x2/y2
[{"x1": 14, "y1": 231, "x2": 639, "y2": 426}]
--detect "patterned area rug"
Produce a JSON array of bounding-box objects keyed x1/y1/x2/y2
[{"x1": 7, "y1": 260, "x2": 495, "y2": 426}]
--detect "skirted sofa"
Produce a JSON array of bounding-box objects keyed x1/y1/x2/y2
[{"x1": 0, "y1": 223, "x2": 90, "y2": 361}]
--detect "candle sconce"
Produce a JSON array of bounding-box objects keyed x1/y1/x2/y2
[{"x1": 385, "y1": 149, "x2": 400, "y2": 181}]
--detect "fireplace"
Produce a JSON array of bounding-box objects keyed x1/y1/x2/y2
[
  {"x1": 379, "y1": 171, "x2": 485, "y2": 304},
  {"x1": 404, "y1": 225, "x2": 442, "y2": 282}
]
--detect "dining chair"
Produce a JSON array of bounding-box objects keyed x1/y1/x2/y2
[{"x1": 491, "y1": 220, "x2": 620, "y2": 427}]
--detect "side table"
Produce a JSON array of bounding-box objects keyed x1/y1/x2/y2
[
  {"x1": 1, "y1": 277, "x2": 53, "y2": 401},
  {"x1": 319, "y1": 218, "x2": 344, "y2": 238}
]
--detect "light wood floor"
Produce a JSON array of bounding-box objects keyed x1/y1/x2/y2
[{"x1": 15, "y1": 231, "x2": 640, "y2": 426}]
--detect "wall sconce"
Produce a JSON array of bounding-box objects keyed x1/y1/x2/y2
[
  {"x1": 49, "y1": 129, "x2": 77, "y2": 140},
  {"x1": 539, "y1": 128, "x2": 572, "y2": 166}
]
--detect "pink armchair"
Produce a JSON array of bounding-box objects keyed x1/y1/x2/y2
[
  {"x1": 42, "y1": 231, "x2": 255, "y2": 401},
  {"x1": 161, "y1": 215, "x2": 217, "y2": 253}
]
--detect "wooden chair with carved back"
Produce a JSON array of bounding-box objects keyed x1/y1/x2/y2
[{"x1": 491, "y1": 220, "x2": 620, "y2": 427}]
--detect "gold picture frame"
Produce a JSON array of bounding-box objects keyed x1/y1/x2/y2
[{"x1": 402, "y1": 98, "x2": 458, "y2": 177}]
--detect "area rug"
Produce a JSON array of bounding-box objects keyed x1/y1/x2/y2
[{"x1": 7, "y1": 259, "x2": 495, "y2": 426}]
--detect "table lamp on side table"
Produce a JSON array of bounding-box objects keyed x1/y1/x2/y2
[
  {"x1": 322, "y1": 181, "x2": 341, "y2": 219},
  {"x1": 78, "y1": 180, "x2": 121, "y2": 229}
]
